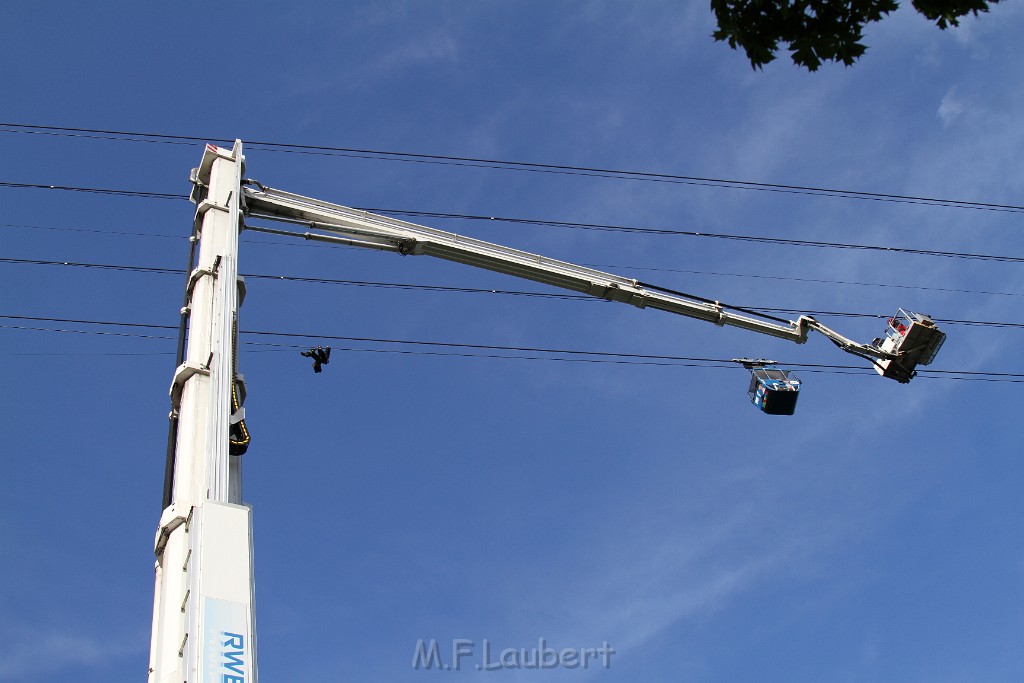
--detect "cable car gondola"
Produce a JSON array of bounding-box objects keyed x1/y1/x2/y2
[{"x1": 735, "y1": 359, "x2": 802, "y2": 415}]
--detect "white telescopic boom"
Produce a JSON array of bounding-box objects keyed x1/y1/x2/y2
[
  {"x1": 149, "y1": 142, "x2": 258, "y2": 683},
  {"x1": 243, "y1": 184, "x2": 910, "y2": 369},
  {"x1": 244, "y1": 186, "x2": 811, "y2": 341}
]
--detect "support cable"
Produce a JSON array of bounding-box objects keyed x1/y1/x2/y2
[
  {"x1": 2, "y1": 314, "x2": 1021, "y2": 381},
  {"x1": 2, "y1": 122, "x2": 1023, "y2": 213},
  {"x1": 2, "y1": 258, "x2": 1023, "y2": 329},
  {"x1": 3, "y1": 185, "x2": 1024, "y2": 263}
]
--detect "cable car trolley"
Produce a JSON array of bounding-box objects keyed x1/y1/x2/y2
[{"x1": 734, "y1": 359, "x2": 802, "y2": 415}]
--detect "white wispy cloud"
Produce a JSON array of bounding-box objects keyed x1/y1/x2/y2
[
  {"x1": 0, "y1": 623, "x2": 141, "y2": 680},
  {"x1": 937, "y1": 87, "x2": 968, "y2": 127}
]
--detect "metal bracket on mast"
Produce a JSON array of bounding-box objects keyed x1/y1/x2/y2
[
  {"x1": 184, "y1": 255, "x2": 222, "y2": 301},
  {"x1": 168, "y1": 361, "x2": 210, "y2": 419},
  {"x1": 154, "y1": 504, "x2": 192, "y2": 562}
]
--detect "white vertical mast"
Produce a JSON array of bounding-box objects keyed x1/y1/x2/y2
[{"x1": 149, "y1": 141, "x2": 257, "y2": 683}]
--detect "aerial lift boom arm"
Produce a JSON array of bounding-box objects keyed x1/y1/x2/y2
[{"x1": 242, "y1": 183, "x2": 924, "y2": 374}]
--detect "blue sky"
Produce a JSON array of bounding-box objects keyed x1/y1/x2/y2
[{"x1": 2, "y1": 2, "x2": 1023, "y2": 681}]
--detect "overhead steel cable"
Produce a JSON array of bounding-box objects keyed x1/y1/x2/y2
[
  {"x1": 0, "y1": 257, "x2": 182, "y2": 275},
  {"x1": 2, "y1": 122, "x2": 1024, "y2": 213},
  {"x1": 5, "y1": 222, "x2": 1024, "y2": 298},
  {"x1": 361, "y1": 209, "x2": 1024, "y2": 262},
  {"x1": 15, "y1": 327, "x2": 1014, "y2": 381},
  {"x1": 4, "y1": 182, "x2": 1024, "y2": 263},
  {"x1": 1, "y1": 222, "x2": 187, "y2": 240},
  {"x1": 1, "y1": 323, "x2": 177, "y2": 342},
  {"x1": 0, "y1": 181, "x2": 186, "y2": 200},
  {"x1": 598, "y1": 263, "x2": 1024, "y2": 298},
  {"x1": 0, "y1": 322, "x2": 874, "y2": 373},
  {"x1": 638, "y1": 280, "x2": 793, "y2": 325},
  {"x1": 3, "y1": 257, "x2": 1024, "y2": 329},
  {"x1": 2, "y1": 314, "x2": 1021, "y2": 381},
  {"x1": 0, "y1": 257, "x2": 590, "y2": 300}
]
